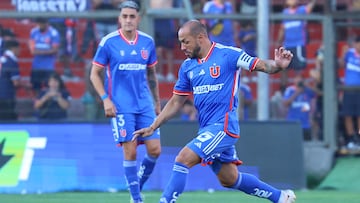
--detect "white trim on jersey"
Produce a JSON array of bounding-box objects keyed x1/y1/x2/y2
[
  {"x1": 233, "y1": 69, "x2": 241, "y2": 97},
  {"x1": 99, "y1": 30, "x2": 119, "y2": 46},
  {"x1": 138, "y1": 30, "x2": 155, "y2": 41}
]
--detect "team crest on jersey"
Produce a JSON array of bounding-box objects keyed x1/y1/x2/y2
[
  {"x1": 120, "y1": 129, "x2": 127, "y2": 137},
  {"x1": 209, "y1": 65, "x2": 220, "y2": 78},
  {"x1": 141, "y1": 50, "x2": 148, "y2": 60}
]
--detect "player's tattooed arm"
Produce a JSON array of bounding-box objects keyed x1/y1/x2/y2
[
  {"x1": 253, "y1": 47, "x2": 293, "y2": 74},
  {"x1": 254, "y1": 60, "x2": 283, "y2": 74},
  {"x1": 147, "y1": 66, "x2": 161, "y2": 114}
]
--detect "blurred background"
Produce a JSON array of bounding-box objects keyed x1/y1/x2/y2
[{"x1": 0, "y1": 0, "x2": 360, "y2": 197}]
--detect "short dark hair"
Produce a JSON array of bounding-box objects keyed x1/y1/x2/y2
[
  {"x1": 4, "y1": 39, "x2": 19, "y2": 50},
  {"x1": 118, "y1": 0, "x2": 140, "y2": 12},
  {"x1": 35, "y1": 17, "x2": 48, "y2": 23}
]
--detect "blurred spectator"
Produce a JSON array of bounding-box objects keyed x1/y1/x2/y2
[
  {"x1": 338, "y1": 36, "x2": 360, "y2": 149},
  {"x1": 48, "y1": 17, "x2": 80, "y2": 80},
  {"x1": 239, "y1": 0, "x2": 257, "y2": 14},
  {"x1": 33, "y1": 73, "x2": 71, "y2": 120},
  {"x1": 308, "y1": 45, "x2": 324, "y2": 140},
  {"x1": 238, "y1": 20, "x2": 256, "y2": 57},
  {"x1": 277, "y1": 0, "x2": 317, "y2": 86},
  {"x1": 238, "y1": 81, "x2": 253, "y2": 120},
  {"x1": 92, "y1": 0, "x2": 120, "y2": 39},
  {"x1": 283, "y1": 74, "x2": 316, "y2": 141},
  {"x1": 29, "y1": 17, "x2": 60, "y2": 96},
  {"x1": 180, "y1": 99, "x2": 197, "y2": 121},
  {"x1": 191, "y1": 0, "x2": 209, "y2": 13},
  {"x1": 0, "y1": 39, "x2": 21, "y2": 121},
  {"x1": 150, "y1": 0, "x2": 177, "y2": 83},
  {"x1": 202, "y1": 0, "x2": 237, "y2": 46},
  {"x1": 270, "y1": 84, "x2": 287, "y2": 119},
  {"x1": 0, "y1": 25, "x2": 16, "y2": 55}
]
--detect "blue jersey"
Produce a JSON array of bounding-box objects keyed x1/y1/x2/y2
[
  {"x1": 174, "y1": 43, "x2": 259, "y2": 137},
  {"x1": 282, "y1": 5, "x2": 308, "y2": 48},
  {"x1": 203, "y1": 1, "x2": 235, "y2": 46},
  {"x1": 29, "y1": 26, "x2": 60, "y2": 70},
  {"x1": 283, "y1": 86, "x2": 315, "y2": 129},
  {"x1": 93, "y1": 30, "x2": 157, "y2": 114},
  {"x1": 344, "y1": 48, "x2": 360, "y2": 86}
]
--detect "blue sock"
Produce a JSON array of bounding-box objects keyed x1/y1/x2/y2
[
  {"x1": 139, "y1": 154, "x2": 157, "y2": 190},
  {"x1": 124, "y1": 160, "x2": 142, "y2": 201},
  {"x1": 159, "y1": 162, "x2": 189, "y2": 203},
  {"x1": 231, "y1": 173, "x2": 281, "y2": 203}
]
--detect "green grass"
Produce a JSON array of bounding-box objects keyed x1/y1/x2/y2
[{"x1": 0, "y1": 190, "x2": 359, "y2": 203}]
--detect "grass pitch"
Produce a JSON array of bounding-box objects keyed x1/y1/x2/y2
[{"x1": 0, "y1": 190, "x2": 359, "y2": 203}]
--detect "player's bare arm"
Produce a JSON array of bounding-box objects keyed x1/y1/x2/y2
[
  {"x1": 147, "y1": 65, "x2": 161, "y2": 115},
  {"x1": 90, "y1": 64, "x2": 117, "y2": 117},
  {"x1": 254, "y1": 47, "x2": 293, "y2": 74},
  {"x1": 133, "y1": 94, "x2": 188, "y2": 140}
]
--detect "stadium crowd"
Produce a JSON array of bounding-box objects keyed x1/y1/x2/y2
[{"x1": 0, "y1": 0, "x2": 359, "y2": 154}]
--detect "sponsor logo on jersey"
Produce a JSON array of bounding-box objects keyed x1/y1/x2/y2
[
  {"x1": 193, "y1": 83, "x2": 224, "y2": 94},
  {"x1": 118, "y1": 63, "x2": 146, "y2": 71},
  {"x1": 131, "y1": 50, "x2": 137, "y2": 55},
  {"x1": 199, "y1": 69, "x2": 205, "y2": 76}
]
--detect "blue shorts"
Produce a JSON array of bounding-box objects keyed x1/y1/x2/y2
[
  {"x1": 187, "y1": 124, "x2": 242, "y2": 174},
  {"x1": 110, "y1": 112, "x2": 160, "y2": 146},
  {"x1": 342, "y1": 91, "x2": 360, "y2": 116},
  {"x1": 287, "y1": 46, "x2": 307, "y2": 71}
]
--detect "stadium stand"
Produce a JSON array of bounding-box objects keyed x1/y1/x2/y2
[{"x1": 0, "y1": 0, "x2": 354, "y2": 119}]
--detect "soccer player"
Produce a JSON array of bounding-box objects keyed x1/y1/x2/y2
[
  {"x1": 90, "y1": 1, "x2": 161, "y2": 203},
  {"x1": 133, "y1": 20, "x2": 296, "y2": 203}
]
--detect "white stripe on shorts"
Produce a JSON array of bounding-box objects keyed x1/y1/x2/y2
[{"x1": 203, "y1": 131, "x2": 226, "y2": 155}]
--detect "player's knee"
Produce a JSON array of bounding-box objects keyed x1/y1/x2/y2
[
  {"x1": 219, "y1": 175, "x2": 237, "y2": 188},
  {"x1": 148, "y1": 146, "x2": 161, "y2": 158},
  {"x1": 217, "y1": 164, "x2": 238, "y2": 188}
]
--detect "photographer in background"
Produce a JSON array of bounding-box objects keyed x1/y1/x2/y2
[
  {"x1": 283, "y1": 74, "x2": 316, "y2": 141},
  {"x1": 34, "y1": 73, "x2": 71, "y2": 120}
]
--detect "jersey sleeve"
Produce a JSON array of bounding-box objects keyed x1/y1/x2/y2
[
  {"x1": 147, "y1": 40, "x2": 158, "y2": 67},
  {"x1": 173, "y1": 61, "x2": 192, "y2": 95},
  {"x1": 93, "y1": 38, "x2": 109, "y2": 67},
  {"x1": 234, "y1": 48, "x2": 259, "y2": 71},
  {"x1": 283, "y1": 87, "x2": 294, "y2": 100}
]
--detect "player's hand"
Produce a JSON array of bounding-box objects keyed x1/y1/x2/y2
[
  {"x1": 132, "y1": 126, "x2": 155, "y2": 141},
  {"x1": 103, "y1": 99, "x2": 116, "y2": 117},
  {"x1": 275, "y1": 47, "x2": 293, "y2": 70}
]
